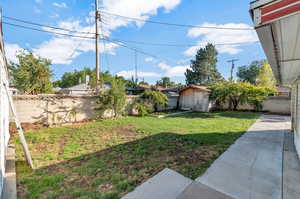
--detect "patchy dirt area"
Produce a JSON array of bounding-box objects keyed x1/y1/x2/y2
[
  {"x1": 113, "y1": 125, "x2": 137, "y2": 137},
  {"x1": 9, "y1": 123, "x2": 45, "y2": 136}
]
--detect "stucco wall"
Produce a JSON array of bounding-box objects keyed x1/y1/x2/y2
[
  {"x1": 220, "y1": 96, "x2": 291, "y2": 114},
  {"x1": 262, "y1": 96, "x2": 291, "y2": 114},
  {"x1": 12, "y1": 95, "x2": 137, "y2": 125}
]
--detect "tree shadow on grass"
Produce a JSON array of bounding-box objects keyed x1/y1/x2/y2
[
  {"x1": 16, "y1": 131, "x2": 245, "y2": 199},
  {"x1": 168, "y1": 111, "x2": 260, "y2": 120}
]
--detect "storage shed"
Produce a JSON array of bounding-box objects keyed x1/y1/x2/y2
[{"x1": 179, "y1": 85, "x2": 211, "y2": 112}]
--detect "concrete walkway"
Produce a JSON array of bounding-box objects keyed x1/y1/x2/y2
[{"x1": 197, "y1": 115, "x2": 292, "y2": 199}]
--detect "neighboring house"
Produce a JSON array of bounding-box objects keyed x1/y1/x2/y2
[
  {"x1": 58, "y1": 83, "x2": 93, "y2": 95},
  {"x1": 58, "y1": 82, "x2": 111, "y2": 95},
  {"x1": 178, "y1": 85, "x2": 211, "y2": 112},
  {"x1": 250, "y1": 0, "x2": 300, "y2": 157},
  {"x1": 126, "y1": 84, "x2": 153, "y2": 95}
]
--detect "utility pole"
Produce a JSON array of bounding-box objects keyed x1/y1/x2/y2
[
  {"x1": 95, "y1": 0, "x2": 100, "y2": 91},
  {"x1": 135, "y1": 50, "x2": 138, "y2": 84},
  {"x1": 228, "y1": 59, "x2": 239, "y2": 80}
]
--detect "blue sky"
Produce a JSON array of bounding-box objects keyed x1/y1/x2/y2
[{"x1": 0, "y1": 0, "x2": 266, "y2": 84}]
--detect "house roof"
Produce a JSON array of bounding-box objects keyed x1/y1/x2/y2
[
  {"x1": 250, "y1": 0, "x2": 300, "y2": 85},
  {"x1": 179, "y1": 85, "x2": 211, "y2": 93},
  {"x1": 138, "y1": 84, "x2": 151, "y2": 89},
  {"x1": 62, "y1": 83, "x2": 90, "y2": 91}
]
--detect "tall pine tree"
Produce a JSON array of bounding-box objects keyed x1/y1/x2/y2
[
  {"x1": 256, "y1": 62, "x2": 276, "y2": 88},
  {"x1": 185, "y1": 44, "x2": 223, "y2": 86}
]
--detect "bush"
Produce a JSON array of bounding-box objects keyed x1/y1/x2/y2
[
  {"x1": 140, "y1": 90, "x2": 168, "y2": 111},
  {"x1": 135, "y1": 103, "x2": 152, "y2": 117},
  {"x1": 96, "y1": 78, "x2": 126, "y2": 118},
  {"x1": 134, "y1": 90, "x2": 168, "y2": 116},
  {"x1": 209, "y1": 81, "x2": 276, "y2": 111}
]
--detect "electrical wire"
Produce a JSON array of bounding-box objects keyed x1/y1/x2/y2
[
  {"x1": 3, "y1": 16, "x2": 96, "y2": 35},
  {"x1": 66, "y1": 26, "x2": 95, "y2": 62},
  {"x1": 102, "y1": 37, "x2": 173, "y2": 63},
  {"x1": 104, "y1": 37, "x2": 260, "y2": 47},
  {"x1": 101, "y1": 10, "x2": 254, "y2": 31},
  {"x1": 2, "y1": 21, "x2": 95, "y2": 39}
]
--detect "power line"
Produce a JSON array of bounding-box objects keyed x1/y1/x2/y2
[
  {"x1": 102, "y1": 37, "x2": 173, "y2": 63},
  {"x1": 3, "y1": 16, "x2": 96, "y2": 35},
  {"x1": 3, "y1": 20, "x2": 260, "y2": 47},
  {"x1": 101, "y1": 10, "x2": 254, "y2": 31},
  {"x1": 3, "y1": 21, "x2": 95, "y2": 39},
  {"x1": 66, "y1": 26, "x2": 95, "y2": 62},
  {"x1": 104, "y1": 37, "x2": 260, "y2": 47}
]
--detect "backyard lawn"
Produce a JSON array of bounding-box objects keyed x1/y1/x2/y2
[{"x1": 15, "y1": 112, "x2": 260, "y2": 199}]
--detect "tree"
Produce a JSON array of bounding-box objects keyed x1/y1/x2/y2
[
  {"x1": 236, "y1": 60, "x2": 264, "y2": 84},
  {"x1": 134, "y1": 90, "x2": 168, "y2": 115},
  {"x1": 209, "y1": 81, "x2": 276, "y2": 111},
  {"x1": 10, "y1": 51, "x2": 53, "y2": 94},
  {"x1": 96, "y1": 78, "x2": 126, "y2": 118},
  {"x1": 54, "y1": 68, "x2": 117, "y2": 88},
  {"x1": 256, "y1": 62, "x2": 276, "y2": 88},
  {"x1": 247, "y1": 85, "x2": 277, "y2": 111},
  {"x1": 156, "y1": 77, "x2": 175, "y2": 88},
  {"x1": 185, "y1": 43, "x2": 223, "y2": 86}
]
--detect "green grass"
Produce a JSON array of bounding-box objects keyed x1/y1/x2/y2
[{"x1": 15, "y1": 112, "x2": 260, "y2": 199}]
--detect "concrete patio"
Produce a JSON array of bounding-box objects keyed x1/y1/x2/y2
[{"x1": 123, "y1": 115, "x2": 300, "y2": 199}]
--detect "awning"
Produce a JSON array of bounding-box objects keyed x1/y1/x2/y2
[{"x1": 250, "y1": 0, "x2": 300, "y2": 85}]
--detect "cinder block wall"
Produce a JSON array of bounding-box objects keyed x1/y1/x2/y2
[
  {"x1": 219, "y1": 96, "x2": 291, "y2": 114},
  {"x1": 12, "y1": 95, "x2": 137, "y2": 125}
]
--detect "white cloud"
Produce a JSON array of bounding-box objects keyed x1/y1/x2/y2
[
  {"x1": 53, "y1": 2, "x2": 68, "y2": 8},
  {"x1": 144, "y1": 57, "x2": 155, "y2": 62},
  {"x1": 176, "y1": 58, "x2": 191, "y2": 65},
  {"x1": 117, "y1": 70, "x2": 161, "y2": 79},
  {"x1": 5, "y1": 44, "x2": 23, "y2": 63},
  {"x1": 158, "y1": 63, "x2": 190, "y2": 77},
  {"x1": 33, "y1": 21, "x2": 118, "y2": 64},
  {"x1": 34, "y1": 37, "x2": 117, "y2": 64},
  {"x1": 98, "y1": 0, "x2": 181, "y2": 35},
  {"x1": 33, "y1": 0, "x2": 182, "y2": 65},
  {"x1": 184, "y1": 23, "x2": 258, "y2": 56},
  {"x1": 50, "y1": 13, "x2": 60, "y2": 18},
  {"x1": 117, "y1": 62, "x2": 189, "y2": 79}
]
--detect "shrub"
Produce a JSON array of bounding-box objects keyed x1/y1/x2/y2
[
  {"x1": 96, "y1": 78, "x2": 126, "y2": 118},
  {"x1": 140, "y1": 90, "x2": 168, "y2": 112},
  {"x1": 134, "y1": 90, "x2": 168, "y2": 116},
  {"x1": 209, "y1": 81, "x2": 276, "y2": 111}
]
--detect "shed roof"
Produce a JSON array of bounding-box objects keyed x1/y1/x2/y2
[{"x1": 179, "y1": 85, "x2": 211, "y2": 94}]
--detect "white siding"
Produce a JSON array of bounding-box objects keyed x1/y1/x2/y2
[{"x1": 0, "y1": 23, "x2": 9, "y2": 196}]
